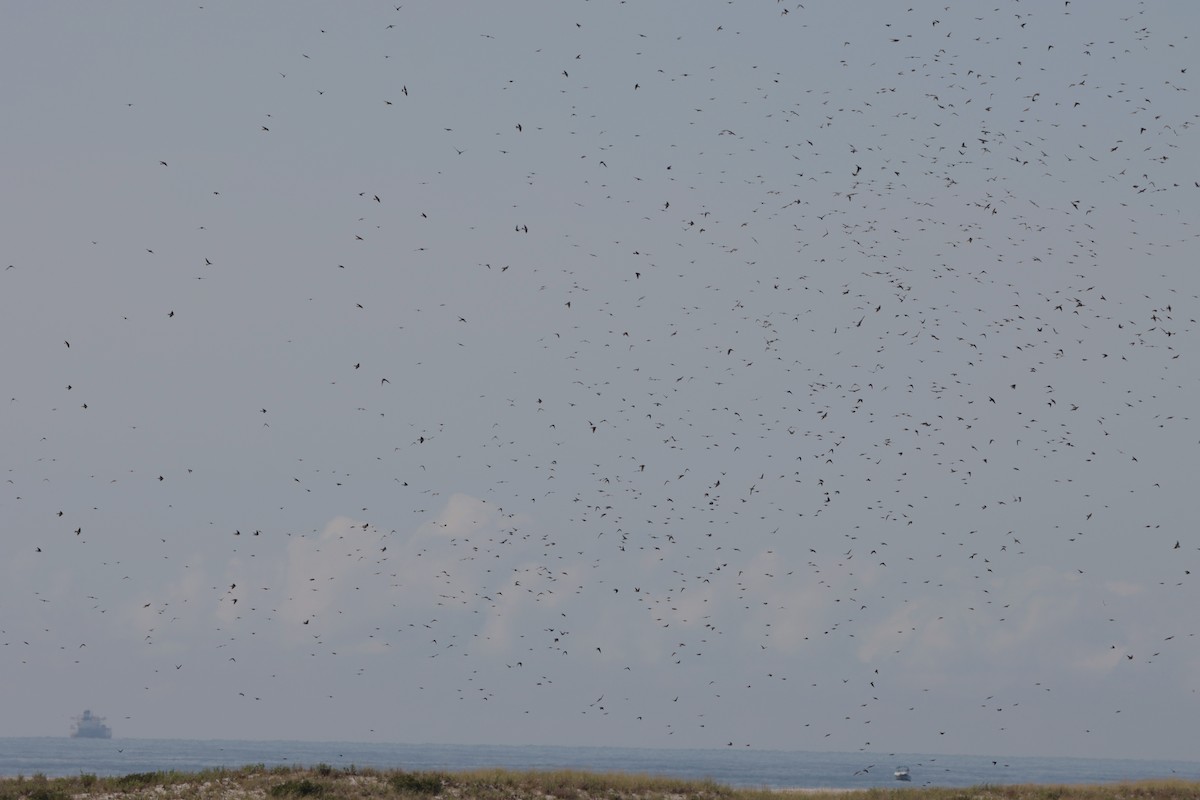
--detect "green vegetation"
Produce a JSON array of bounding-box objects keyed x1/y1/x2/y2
[
  {"x1": 271, "y1": 778, "x2": 329, "y2": 797},
  {"x1": 388, "y1": 771, "x2": 446, "y2": 795},
  {"x1": 1, "y1": 767, "x2": 1198, "y2": 800}
]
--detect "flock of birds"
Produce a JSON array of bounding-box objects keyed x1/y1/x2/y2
[{"x1": 2, "y1": 0, "x2": 1198, "y2": 761}]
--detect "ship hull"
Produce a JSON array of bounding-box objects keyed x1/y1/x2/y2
[{"x1": 70, "y1": 729, "x2": 112, "y2": 739}]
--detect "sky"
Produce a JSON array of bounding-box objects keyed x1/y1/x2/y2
[{"x1": 1, "y1": 0, "x2": 1199, "y2": 762}]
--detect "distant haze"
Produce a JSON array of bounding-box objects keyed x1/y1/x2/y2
[{"x1": 2, "y1": 1, "x2": 1198, "y2": 761}]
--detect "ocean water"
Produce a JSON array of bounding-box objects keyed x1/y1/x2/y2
[{"x1": 2, "y1": 738, "x2": 1200, "y2": 789}]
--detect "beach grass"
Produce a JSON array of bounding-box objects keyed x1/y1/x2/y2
[{"x1": 2, "y1": 767, "x2": 1199, "y2": 800}]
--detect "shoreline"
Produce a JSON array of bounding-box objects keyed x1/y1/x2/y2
[{"x1": 4, "y1": 766, "x2": 1200, "y2": 799}]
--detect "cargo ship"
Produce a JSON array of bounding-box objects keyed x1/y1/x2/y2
[{"x1": 71, "y1": 709, "x2": 112, "y2": 739}]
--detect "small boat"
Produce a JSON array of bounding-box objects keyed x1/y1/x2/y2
[
  {"x1": 71, "y1": 709, "x2": 112, "y2": 739},
  {"x1": 894, "y1": 766, "x2": 911, "y2": 781}
]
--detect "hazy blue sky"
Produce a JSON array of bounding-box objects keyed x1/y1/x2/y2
[{"x1": 2, "y1": 0, "x2": 1199, "y2": 761}]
